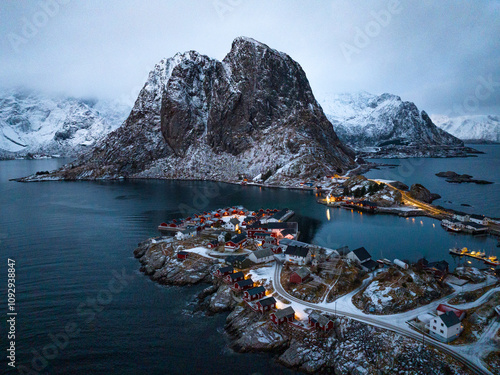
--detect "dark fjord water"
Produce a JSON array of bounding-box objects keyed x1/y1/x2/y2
[{"x1": 0, "y1": 148, "x2": 498, "y2": 374}]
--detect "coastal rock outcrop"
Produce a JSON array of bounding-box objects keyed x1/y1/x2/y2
[
  {"x1": 32, "y1": 37, "x2": 356, "y2": 183},
  {"x1": 225, "y1": 305, "x2": 289, "y2": 352},
  {"x1": 409, "y1": 183, "x2": 441, "y2": 203},
  {"x1": 134, "y1": 239, "x2": 215, "y2": 285},
  {"x1": 208, "y1": 284, "x2": 237, "y2": 312}
]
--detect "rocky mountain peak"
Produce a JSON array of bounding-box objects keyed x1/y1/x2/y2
[{"x1": 45, "y1": 37, "x2": 356, "y2": 182}]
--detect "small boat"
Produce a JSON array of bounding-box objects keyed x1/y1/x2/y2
[
  {"x1": 449, "y1": 247, "x2": 469, "y2": 256},
  {"x1": 442, "y1": 221, "x2": 462, "y2": 232},
  {"x1": 470, "y1": 251, "x2": 486, "y2": 258},
  {"x1": 485, "y1": 258, "x2": 500, "y2": 266},
  {"x1": 484, "y1": 255, "x2": 500, "y2": 266}
]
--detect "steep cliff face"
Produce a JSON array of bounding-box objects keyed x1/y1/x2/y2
[
  {"x1": 51, "y1": 37, "x2": 356, "y2": 182},
  {"x1": 319, "y1": 92, "x2": 464, "y2": 150}
]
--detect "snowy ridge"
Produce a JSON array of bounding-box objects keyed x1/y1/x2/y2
[
  {"x1": 432, "y1": 114, "x2": 500, "y2": 143},
  {"x1": 0, "y1": 89, "x2": 130, "y2": 157},
  {"x1": 318, "y1": 92, "x2": 463, "y2": 150}
]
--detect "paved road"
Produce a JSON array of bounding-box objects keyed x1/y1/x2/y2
[
  {"x1": 273, "y1": 262, "x2": 491, "y2": 375},
  {"x1": 367, "y1": 179, "x2": 450, "y2": 217}
]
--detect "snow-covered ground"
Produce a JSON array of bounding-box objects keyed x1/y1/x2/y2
[{"x1": 272, "y1": 262, "x2": 497, "y2": 374}]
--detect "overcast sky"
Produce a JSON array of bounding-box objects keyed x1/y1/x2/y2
[{"x1": 1, "y1": 0, "x2": 499, "y2": 116}]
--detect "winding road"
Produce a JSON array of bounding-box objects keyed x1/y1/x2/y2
[
  {"x1": 272, "y1": 262, "x2": 494, "y2": 375},
  {"x1": 369, "y1": 179, "x2": 450, "y2": 217}
]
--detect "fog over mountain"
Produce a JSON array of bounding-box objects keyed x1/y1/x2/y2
[{"x1": 0, "y1": 1, "x2": 499, "y2": 116}]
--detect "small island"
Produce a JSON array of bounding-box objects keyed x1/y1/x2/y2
[{"x1": 435, "y1": 171, "x2": 493, "y2": 185}]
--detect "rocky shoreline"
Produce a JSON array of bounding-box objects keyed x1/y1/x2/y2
[{"x1": 134, "y1": 237, "x2": 474, "y2": 374}]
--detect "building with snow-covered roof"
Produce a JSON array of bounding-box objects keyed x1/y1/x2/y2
[
  {"x1": 248, "y1": 248, "x2": 275, "y2": 264},
  {"x1": 428, "y1": 311, "x2": 463, "y2": 342},
  {"x1": 284, "y1": 245, "x2": 311, "y2": 265},
  {"x1": 270, "y1": 306, "x2": 295, "y2": 325},
  {"x1": 347, "y1": 247, "x2": 379, "y2": 272},
  {"x1": 290, "y1": 267, "x2": 311, "y2": 284}
]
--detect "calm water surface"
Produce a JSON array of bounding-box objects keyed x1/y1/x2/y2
[{"x1": 0, "y1": 152, "x2": 498, "y2": 374}]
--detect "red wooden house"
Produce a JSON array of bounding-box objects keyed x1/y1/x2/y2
[
  {"x1": 225, "y1": 271, "x2": 244, "y2": 284},
  {"x1": 270, "y1": 306, "x2": 295, "y2": 325},
  {"x1": 177, "y1": 251, "x2": 189, "y2": 260},
  {"x1": 215, "y1": 266, "x2": 233, "y2": 278},
  {"x1": 207, "y1": 240, "x2": 219, "y2": 249},
  {"x1": 437, "y1": 304, "x2": 466, "y2": 321},
  {"x1": 290, "y1": 267, "x2": 311, "y2": 284},
  {"x1": 234, "y1": 278, "x2": 254, "y2": 291},
  {"x1": 269, "y1": 245, "x2": 282, "y2": 254},
  {"x1": 262, "y1": 236, "x2": 278, "y2": 246},
  {"x1": 256, "y1": 297, "x2": 276, "y2": 313},
  {"x1": 243, "y1": 286, "x2": 266, "y2": 301},
  {"x1": 225, "y1": 234, "x2": 247, "y2": 249},
  {"x1": 308, "y1": 312, "x2": 334, "y2": 331}
]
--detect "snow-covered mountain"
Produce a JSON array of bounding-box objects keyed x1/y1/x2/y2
[
  {"x1": 318, "y1": 92, "x2": 464, "y2": 155},
  {"x1": 30, "y1": 37, "x2": 356, "y2": 182},
  {"x1": 432, "y1": 114, "x2": 500, "y2": 143},
  {"x1": 0, "y1": 90, "x2": 130, "y2": 158}
]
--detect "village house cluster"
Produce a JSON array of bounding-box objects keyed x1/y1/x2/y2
[
  {"x1": 214, "y1": 263, "x2": 336, "y2": 332},
  {"x1": 157, "y1": 205, "x2": 496, "y2": 344}
]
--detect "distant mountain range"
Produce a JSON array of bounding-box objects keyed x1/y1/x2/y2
[
  {"x1": 0, "y1": 90, "x2": 130, "y2": 159},
  {"x1": 318, "y1": 92, "x2": 470, "y2": 157},
  {"x1": 8, "y1": 39, "x2": 497, "y2": 181},
  {"x1": 432, "y1": 114, "x2": 500, "y2": 143}
]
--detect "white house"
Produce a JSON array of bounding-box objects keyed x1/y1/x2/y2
[
  {"x1": 469, "y1": 214, "x2": 489, "y2": 226},
  {"x1": 284, "y1": 245, "x2": 311, "y2": 265},
  {"x1": 453, "y1": 212, "x2": 470, "y2": 222},
  {"x1": 248, "y1": 248, "x2": 275, "y2": 263},
  {"x1": 428, "y1": 311, "x2": 463, "y2": 342},
  {"x1": 218, "y1": 232, "x2": 227, "y2": 243},
  {"x1": 347, "y1": 247, "x2": 378, "y2": 272},
  {"x1": 224, "y1": 217, "x2": 241, "y2": 231},
  {"x1": 175, "y1": 228, "x2": 196, "y2": 240}
]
